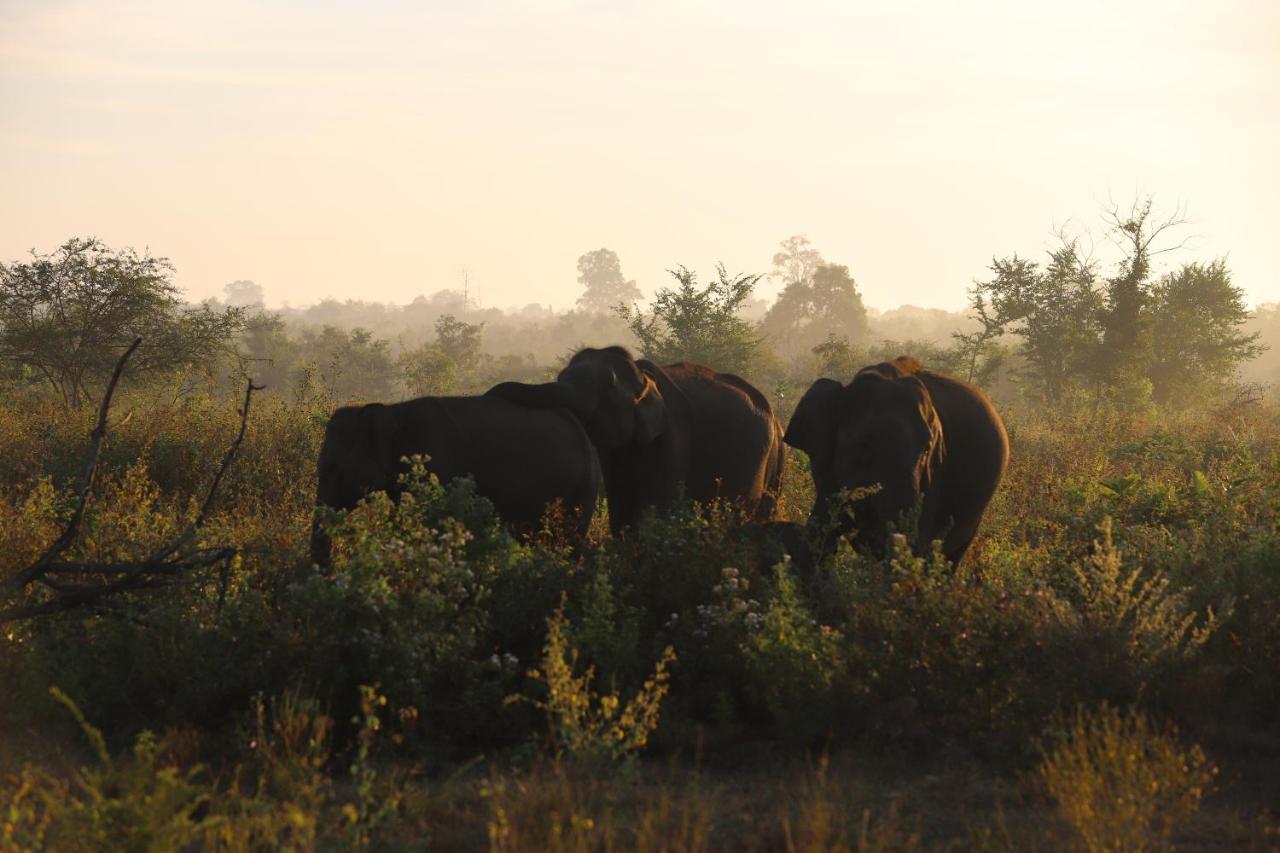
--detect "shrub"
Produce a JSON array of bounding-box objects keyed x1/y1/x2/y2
[
  {"x1": 740, "y1": 560, "x2": 843, "y2": 740},
  {"x1": 1035, "y1": 704, "x2": 1216, "y2": 851},
  {"x1": 1046, "y1": 517, "x2": 1225, "y2": 703},
  {"x1": 511, "y1": 600, "x2": 675, "y2": 766}
]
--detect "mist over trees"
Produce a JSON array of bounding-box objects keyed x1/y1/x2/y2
[
  {"x1": 760, "y1": 235, "x2": 870, "y2": 359},
  {"x1": 576, "y1": 248, "x2": 642, "y2": 314},
  {"x1": 223, "y1": 280, "x2": 264, "y2": 307},
  {"x1": 0, "y1": 199, "x2": 1272, "y2": 408},
  {"x1": 1241, "y1": 303, "x2": 1280, "y2": 388}
]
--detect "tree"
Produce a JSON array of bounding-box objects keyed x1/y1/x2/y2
[
  {"x1": 1241, "y1": 303, "x2": 1280, "y2": 388},
  {"x1": 1096, "y1": 197, "x2": 1190, "y2": 398},
  {"x1": 951, "y1": 290, "x2": 1007, "y2": 384},
  {"x1": 811, "y1": 333, "x2": 862, "y2": 378},
  {"x1": 616, "y1": 265, "x2": 763, "y2": 374},
  {"x1": 760, "y1": 238, "x2": 869, "y2": 357},
  {"x1": 239, "y1": 311, "x2": 299, "y2": 393},
  {"x1": 400, "y1": 314, "x2": 487, "y2": 396},
  {"x1": 967, "y1": 239, "x2": 1104, "y2": 401},
  {"x1": 576, "y1": 249, "x2": 641, "y2": 314},
  {"x1": 0, "y1": 237, "x2": 245, "y2": 407},
  {"x1": 297, "y1": 326, "x2": 397, "y2": 403},
  {"x1": 966, "y1": 197, "x2": 1260, "y2": 406},
  {"x1": 808, "y1": 263, "x2": 869, "y2": 344},
  {"x1": 223, "y1": 279, "x2": 265, "y2": 307},
  {"x1": 1148, "y1": 260, "x2": 1263, "y2": 404},
  {"x1": 770, "y1": 234, "x2": 824, "y2": 292},
  {"x1": 760, "y1": 235, "x2": 824, "y2": 345}
]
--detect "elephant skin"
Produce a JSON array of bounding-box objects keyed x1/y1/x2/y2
[
  {"x1": 784, "y1": 356, "x2": 1008, "y2": 566},
  {"x1": 310, "y1": 394, "x2": 601, "y2": 567},
  {"x1": 487, "y1": 346, "x2": 785, "y2": 534}
]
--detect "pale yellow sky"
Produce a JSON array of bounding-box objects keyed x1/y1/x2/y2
[{"x1": 2, "y1": 0, "x2": 1277, "y2": 311}]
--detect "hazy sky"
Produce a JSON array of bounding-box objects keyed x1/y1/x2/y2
[{"x1": 2, "y1": 0, "x2": 1277, "y2": 311}]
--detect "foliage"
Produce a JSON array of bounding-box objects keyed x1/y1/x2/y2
[
  {"x1": 223, "y1": 279, "x2": 265, "y2": 307},
  {"x1": 399, "y1": 313, "x2": 486, "y2": 396},
  {"x1": 238, "y1": 311, "x2": 299, "y2": 394},
  {"x1": 811, "y1": 333, "x2": 862, "y2": 378},
  {"x1": 617, "y1": 265, "x2": 764, "y2": 373},
  {"x1": 510, "y1": 600, "x2": 675, "y2": 765},
  {"x1": 3, "y1": 688, "x2": 216, "y2": 850},
  {"x1": 739, "y1": 561, "x2": 843, "y2": 739},
  {"x1": 764, "y1": 262, "x2": 869, "y2": 353},
  {"x1": 0, "y1": 237, "x2": 245, "y2": 407},
  {"x1": 761, "y1": 236, "x2": 870, "y2": 359},
  {"x1": 967, "y1": 240, "x2": 1104, "y2": 401},
  {"x1": 0, "y1": 369, "x2": 1278, "y2": 846},
  {"x1": 965, "y1": 198, "x2": 1261, "y2": 406},
  {"x1": 0, "y1": 685, "x2": 415, "y2": 850},
  {"x1": 1148, "y1": 259, "x2": 1264, "y2": 404},
  {"x1": 1048, "y1": 517, "x2": 1224, "y2": 701},
  {"x1": 1035, "y1": 704, "x2": 1216, "y2": 852},
  {"x1": 293, "y1": 325, "x2": 397, "y2": 403},
  {"x1": 576, "y1": 248, "x2": 642, "y2": 315}
]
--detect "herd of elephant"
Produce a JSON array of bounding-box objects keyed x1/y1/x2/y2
[{"x1": 310, "y1": 346, "x2": 1010, "y2": 569}]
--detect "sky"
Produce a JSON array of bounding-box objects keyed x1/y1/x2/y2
[{"x1": 1, "y1": 0, "x2": 1277, "y2": 312}]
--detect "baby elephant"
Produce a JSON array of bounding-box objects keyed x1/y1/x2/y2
[
  {"x1": 311, "y1": 394, "x2": 601, "y2": 567},
  {"x1": 784, "y1": 357, "x2": 1009, "y2": 567}
]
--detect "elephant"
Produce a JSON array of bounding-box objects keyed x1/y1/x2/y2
[
  {"x1": 486, "y1": 346, "x2": 785, "y2": 534},
  {"x1": 310, "y1": 394, "x2": 601, "y2": 567},
  {"x1": 783, "y1": 356, "x2": 1009, "y2": 567}
]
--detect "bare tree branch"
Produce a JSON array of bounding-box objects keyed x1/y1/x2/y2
[
  {"x1": 150, "y1": 378, "x2": 263, "y2": 563},
  {"x1": 2, "y1": 337, "x2": 140, "y2": 597},
  {"x1": 0, "y1": 345, "x2": 257, "y2": 626}
]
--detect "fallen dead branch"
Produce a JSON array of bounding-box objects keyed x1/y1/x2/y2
[{"x1": 0, "y1": 339, "x2": 261, "y2": 625}]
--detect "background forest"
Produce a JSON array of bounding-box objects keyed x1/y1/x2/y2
[{"x1": 5, "y1": 198, "x2": 1272, "y2": 415}]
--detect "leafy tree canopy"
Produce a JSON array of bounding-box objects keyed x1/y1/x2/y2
[
  {"x1": 760, "y1": 236, "x2": 868, "y2": 356},
  {"x1": 0, "y1": 237, "x2": 245, "y2": 407},
  {"x1": 400, "y1": 314, "x2": 487, "y2": 397},
  {"x1": 576, "y1": 249, "x2": 642, "y2": 314},
  {"x1": 1149, "y1": 260, "x2": 1264, "y2": 404},
  {"x1": 961, "y1": 197, "x2": 1262, "y2": 405},
  {"x1": 616, "y1": 265, "x2": 763, "y2": 374},
  {"x1": 223, "y1": 280, "x2": 264, "y2": 307}
]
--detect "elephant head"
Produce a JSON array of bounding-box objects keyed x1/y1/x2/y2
[
  {"x1": 784, "y1": 365, "x2": 944, "y2": 555},
  {"x1": 310, "y1": 402, "x2": 402, "y2": 566},
  {"x1": 488, "y1": 347, "x2": 667, "y2": 450}
]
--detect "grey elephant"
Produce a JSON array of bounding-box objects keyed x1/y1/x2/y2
[
  {"x1": 487, "y1": 346, "x2": 784, "y2": 534},
  {"x1": 784, "y1": 356, "x2": 1009, "y2": 566},
  {"x1": 310, "y1": 394, "x2": 601, "y2": 566}
]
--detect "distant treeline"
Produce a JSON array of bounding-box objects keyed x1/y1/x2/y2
[{"x1": 3, "y1": 197, "x2": 1276, "y2": 409}]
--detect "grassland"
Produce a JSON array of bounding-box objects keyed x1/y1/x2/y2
[{"x1": 1, "y1": 385, "x2": 1278, "y2": 850}]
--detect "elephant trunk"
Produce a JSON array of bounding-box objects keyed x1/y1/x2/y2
[{"x1": 487, "y1": 379, "x2": 592, "y2": 417}]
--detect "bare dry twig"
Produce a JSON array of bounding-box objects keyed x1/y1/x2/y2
[
  {"x1": 2, "y1": 337, "x2": 141, "y2": 598},
  {"x1": 0, "y1": 344, "x2": 260, "y2": 625}
]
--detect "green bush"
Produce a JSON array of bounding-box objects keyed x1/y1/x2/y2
[{"x1": 1, "y1": 390, "x2": 1277, "y2": 844}]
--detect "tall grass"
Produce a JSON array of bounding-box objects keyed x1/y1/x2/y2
[{"x1": 1, "y1": 388, "x2": 1277, "y2": 846}]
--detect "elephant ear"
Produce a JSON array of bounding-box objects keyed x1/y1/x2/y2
[{"x1": 783, "y1": 378, "x2": 843, "y2": 464}]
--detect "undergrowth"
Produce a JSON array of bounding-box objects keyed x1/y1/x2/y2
[{"x1": 0, "y1": 390, "x2": 1277, "y2": 847}]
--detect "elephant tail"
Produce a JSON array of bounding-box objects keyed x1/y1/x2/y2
[{"x1": 756, "y1": 428, "x2": 787, "y2": 522}]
